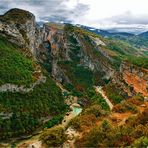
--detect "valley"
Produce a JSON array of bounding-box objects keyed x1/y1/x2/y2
[{"x1": 0, "y1": 8, "x2": 147, "y2": 148}]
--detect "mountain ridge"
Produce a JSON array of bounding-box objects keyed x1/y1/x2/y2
[{"x1": 80, "y1": 25, "x2": 148, "y2": 50}]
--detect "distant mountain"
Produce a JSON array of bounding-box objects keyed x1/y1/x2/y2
[
  {"x1": 80, "y1": 25, "x2": 134, "y2": 38},
  {"x1": 80, "y1": 25, "x2": 148, "y2": 49},
  {"x1": 138, "y1": 31, "x2": 148, "y2": 38},
  {"x1": 80, "y1": 25, "x2": 112, "y2": 36}
]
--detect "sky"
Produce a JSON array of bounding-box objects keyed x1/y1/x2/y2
[{"x1": 0, "y1": 0, "x2": 148, "y2": 33}]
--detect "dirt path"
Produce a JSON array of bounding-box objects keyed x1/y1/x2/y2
[{"x1": 95, "y1": 86, "x2": 113, "y2": 110}]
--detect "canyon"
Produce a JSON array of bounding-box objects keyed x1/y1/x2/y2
[{"x1": 0, "y1": 8, "x2": 147, "y2": 147}]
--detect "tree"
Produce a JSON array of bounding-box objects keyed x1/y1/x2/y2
[{"x1": 40, "y1": 126, "x2": 66, "y2": 147}]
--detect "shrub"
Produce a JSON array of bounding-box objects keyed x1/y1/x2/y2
[
  {"x1": 105, "y1": 83, "x2": 127, "y2": 104},
  {"x1": 131, "y1": 137, "x2": 148, "y2": 148},
  {"x1": 137, "y1": 109, "x2": 148, "y2": 125},
  {"x1": 74, "y1": 101, "x2": 147, "y2": 147},
  {"x1": 70, "y1": 114, "x2": 97, "y2": 131},
  {"x1": 40, "y1": 126, "x2": 66, "y2": 147},
  {"x1": 44, "y1": 114, "x2": 64, "y2": 128},
  {"x1": 87, "y1": 89, "x2": 110, "y2": 110},
  {"x1": 83, "y1": 105, "x2": 108, "y2": 117},
  {"x1": 84, "y1": 120, "x2": 112, "y2": 147},
  {"x1": 113, "y1": 104, "x2": 125, "y2": 113},
  {"x1": 126, "y1": 56, "x2": 148, "y2": 69},
  {"x1": 127, "y1": 98, "x2": 143, "y2": 106},
  {"x1": 122, "y1": 102, "x2": 139, "y2": 113},
  {"x1": 134, "y1": 124, "x2": 148, "y2": 138},
  {"x1": 113, "y1": 101, "x2": 139, "y2": 113}
]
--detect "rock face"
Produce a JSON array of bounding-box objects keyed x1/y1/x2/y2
[
  {"x1": 41, "y1": 23, "x2": 147, "y2": 97},
  {"x1": 0, "y1": 75, "x2": 46, "y2": 93},
  {"x1": 42, "y1": 23, "x2": 115, "y2": 84},
  {"x1": 0, "y1": 8, "x2": 43, "y2": 57},
  {"x1": 121, "y1": 62, "x2": 148, "y2": 97},
  {"x1": 42, "y1": 23, "x2": 70, "y2": 83},
  {"x1": 0, "y1": 9, "x2": 147, "y2": 98}
]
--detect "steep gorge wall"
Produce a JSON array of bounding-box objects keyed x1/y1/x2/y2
[
  {"x1": 42, "y1": 24, "x2": 115, "y2": 85},
  {"x1": 121, "y1": 62, "x2": 148, "y2": 97},
  {"x1": 1, "y1": 8, "x2": 146, "y2": 98},
  {"x1": 42, "y1": 24, "x2": 70, "y2": 83}
]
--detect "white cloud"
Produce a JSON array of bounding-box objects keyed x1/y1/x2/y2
[{"x1": 0, "y1": 0, "x2": 148, "y2": 32}]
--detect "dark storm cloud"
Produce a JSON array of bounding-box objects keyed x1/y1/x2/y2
[{"x1": 0, "y1": 0, "x2": 89, "y2": 22}]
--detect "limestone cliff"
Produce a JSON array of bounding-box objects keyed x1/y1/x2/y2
[
  {"x1": 0, "y1": 8, "x2": 147, "y2": 98},
  {"x1": 41, "y1": 23, "x2": 147, "y2": 98},
  {"x1": 0, "y1": 8, "x2": 43, "y2": 57},
  {"x1": 41, "y1": 23, "x2": 115, "y2": 86}
]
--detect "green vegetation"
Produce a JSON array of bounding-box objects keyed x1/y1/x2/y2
[
  {"x1": 121, "y1": 35, "x2": 148, "y2": 49},
  {"x1": 104, "y1": 37, "x2": 148, "y2": 69},
  {"x1": 105, "y1": 83, "x2": 128, "y2": 104},
  {"x1": 131, "y1": 137, "x2": 148, "y2": 147},
  {"x1": 59, "y1": 28, "x2": 95, "y2": 93},
  {"x1": 126, "y1": 56, "x2": 148, "y2": 69},
  {"x1": 46, "y1": 22, "x2": 64, "y2": 30},
  {"x1": 107, "y1": 39, "x2": 138, "y2": 55},
  {"x1": 86, "y1": 89, "x2": 110, "y2": 110},
  {"x1": 103, "y1": 38, "x2": 148, "y2": 69},
  {"x1": 69, "y1": 104, "x2": 108, "y2": 131},
  {"x1": 69, "y1": 114, "x2": 97, "y2": 131},
  {"x1": 0, "y1": 76, "x2": 66, "y2": 140},
  {"x1": 44, "y1": 114, "x2": 64, "y2": 128},
  {"x1": 0, "y1": 31, "x2": 67, "y2": 140},
  {"x1": 76, "y1": 26, "x2": 148, "y2": 69},
  {"x1": 40, "y1": 126, "x2": 66, "y2": 147},
  {"x1": 83, "y1": 105, "x2": 107, "y2": 117},
  {"x1": 59, "y1": 25, "x2": 109, "y2": 95},
  {"x1": 113, "y1": 101, "x2": 139, "y2": 113},
  {"x1": 76, "y1": 109, "x2": 148, "y2": 147},
  {"x1": 0, "y1": 35, "x2": 34, "y2": 85},
  {"x1": 60, "y1": 61, "x2": 94, "y2": 92}
]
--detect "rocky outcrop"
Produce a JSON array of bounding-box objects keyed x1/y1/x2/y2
[
  {"x1": 120, "y1": 62, "x2": 148, "y2": 97},
  {"x1": 0, "y1": 8, "x2": 43, "y2": 57},
  {"x1": 77, "y1": 34, "x2": 115, "y2": 80},
  {"x1": 90, "y1": 36, "x2": 113, "y2": 61},
  {"x1": 0, "y1": 75, "x2": 46, "y2": 93}
]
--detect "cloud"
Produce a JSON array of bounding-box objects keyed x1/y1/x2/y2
[
  {"x1": 0, "y1": 0, "x2": 148, "y2": 33},
  {"x1": 107, "y1": 11, "x2": 148, "y2": 25},
  {"x1": 0, "y1": 0, "x2": 89, "y2": 22}
]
